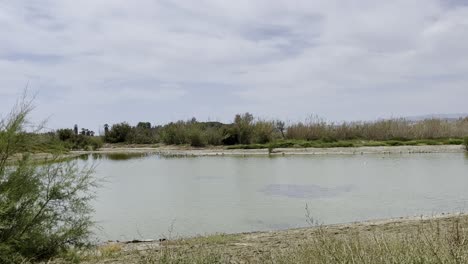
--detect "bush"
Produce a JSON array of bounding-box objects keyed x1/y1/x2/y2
[
  {"x1": 188, "y1": 129, "x2": 206, "y2": 147},
  {"x1": 464, "y1": 137, "x2": 468, "y2": 151},
  {"x1": 104, "y1": 122, "x2": 132, "y2": 143},
  {"x1": 234, "y1": 113, "x2": 254, "y2": 144},
  {"x1": 85, "y1": 136, "x2": 104, "y2": 150},
  {"x1": 0, "y1": 98, "x2": 96, "y2": 263},
  {"x1": 253, "y1": 121, "x2": 277, "y2": 144},
  {"x1": 56, "y1": 128, "x2": 74, "y2": 141},
  {"x1": 56, "y1": 132, "x2": 103, "y2": 151},
  {"x1": 161, "y1": 122, "x2": 189, "y2": 145}
]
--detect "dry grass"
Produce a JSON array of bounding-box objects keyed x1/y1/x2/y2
[
  {"x1": 53, "y1": 215, "x2": 468, "y2": 264},
  {"x1": 287, "y1": 118, "x2": 468, "y2": 141}
]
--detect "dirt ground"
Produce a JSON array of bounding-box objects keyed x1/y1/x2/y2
[
  {"x1": 73, "y1": 144, "x2": 465, "y2": 157},
  {"x1": 86, "y1": 213, "x2": 468, "y2": 264}
]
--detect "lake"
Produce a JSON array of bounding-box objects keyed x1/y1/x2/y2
[{"x1": 80, "y1": 153, "x2": 468, "y2": 241}]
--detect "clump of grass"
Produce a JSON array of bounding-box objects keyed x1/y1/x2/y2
[
  {"x1": 140, "y1": 249, "x2": 224, "y2": 264},
  {"x1": 272, "y1": 217, "x2": 468, "y2": 264},
  {"x1": 98, "y1": 243, "x2": 123, "y2": 257}
]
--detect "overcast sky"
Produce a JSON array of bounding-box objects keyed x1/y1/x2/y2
[{"x1": 0, "y1": 0, "x2": 467, "y2": 132}]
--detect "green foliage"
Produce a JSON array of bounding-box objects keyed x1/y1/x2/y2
[
  {"x1": 57, "y1": 128, "x2": 74, "y2": 141},
  {"x1": 161, "y1": 121, "x2": 189, "y2": 145},
  {"x1": 0, "y1": 99, "x2": 96, "y2": 263},
  {"x1": 104, "y1": 122, "x2": 132, "y2": 143},
  {"x1": 204, "y1": 127, "x2": 223, "y2": 146},
  {"x1": 188, "y1": 128, "x2": 206, "y2": 147},
  {"x1": 127, "y1": 123, "x2": 158, "y2": 144},
  {"x1": 227, "y1": 138, "x2": 463, "y2": 150},
  {"x1": 96, "y1": 114, "x2": 468, "y2": 148},
  {"x1": 253, "y1": 121, "x2": 277, "y2": 144},
  {"x1": 55, "y1": 129, "x2": 103, "y2": 151},
  {"x1": 464, "y1": 137, "x2": 468, "y2": 151},
  {"x1": 84, "y1": 136, "x2": 104, "y2": 150},
  {"x1": 234, "y1": 112, "x2": 254, "y2": 144}
]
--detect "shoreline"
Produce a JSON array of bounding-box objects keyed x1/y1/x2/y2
[
  {"x1": 73, "y1": 144, "x2": 465, "y2": 157},
  {"x1": 112, "y1": 212, "x2": 467, "y2": 247},
  {"x1": 88, "y1": 213, "x2": 468, "y2": 263}
]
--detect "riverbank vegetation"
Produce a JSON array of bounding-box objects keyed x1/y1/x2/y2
[
  {"x1": 227, "y1": 138, "x2": 465, "y2": 150},
  {"x1": 94, "y1": 113, "x2": 468, "y2": 148},
  {"x1": 17, "y1": 113, "x2": 468, "y2": 152},
  {"x1": 0, "y1": 99, "x2": 97, "y2": 264}
]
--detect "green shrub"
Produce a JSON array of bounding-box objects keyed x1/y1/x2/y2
[
  {"x1": 58, "y1": 134, "x2": 103, "y2": 151},
  {"x1": 188, "y1": 129, "x2": 206, "y2": 147},
  {"x1": 464, "y1": 137, "x2": 468, "y2": 151},
  {"x1": 104, "y1": 122, "x2": 132, "y2": 143},
  {"x1": 271, "y1": 140, "x2": 296, "y2": 148},
  {"x1": 85, "y1": 136, "x2": 104, "y2": 150},
  {"x1": 252, "y1": 121, "x2": 277, "y2": 144},
  {"x1": 386, "y1": 140, "x2": 404, "y2": 146},
  {"x1": 204, "y1": 127, "x2": 223, "y2": 146},
  {"x1": 161, "y1": 122, "x2": 189, "y2": 145},
  {"x1": 234, "y1": 113, "x2": 254, "y2": 144},
  {"x1": 444, "y1": 138, "x2": 463, "y2": 145},
  {"x1": 0, "y1": 99, "x2": 96, "y2": 263},
  {"x1": 327, "y1": 141, "x2": 355, "y2": 148},
  {"x1": 56, "y1": 128, "x2": 74, "y2": 141}
]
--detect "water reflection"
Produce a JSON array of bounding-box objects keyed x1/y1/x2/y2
[
  {"x1": 83, "y1": 152, "x2": 202, "y2": 161},
  {"x1": 87, "y1": 153, "x2": 153, "y2": 161}
]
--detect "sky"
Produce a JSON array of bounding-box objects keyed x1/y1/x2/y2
[{"x1": 0, "y1": 0, "x2": 467, "y2": 132}]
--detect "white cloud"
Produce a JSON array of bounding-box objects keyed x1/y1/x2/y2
[{"x1": 0, "y1": 0, "x2": 467, "y2": 131}]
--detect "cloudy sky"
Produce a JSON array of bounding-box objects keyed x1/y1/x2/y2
[{"x1": 0, "y1": 0, "x2": 467, "y2": 132}]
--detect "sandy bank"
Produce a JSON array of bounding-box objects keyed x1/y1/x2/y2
[
  {"x1": 73, "y1": 144, "x2": 465, "y2": 157},
  {"x1": 86, "y1": 213, "x2": 468, "y2": 264}
]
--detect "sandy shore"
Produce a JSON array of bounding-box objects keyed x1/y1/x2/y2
[
  {"x1": 87, "y1": 213, "x2": 468, "y2": 264},
  {"x1": 72, "y1": 144, "x2": 465, "y2": 157}
]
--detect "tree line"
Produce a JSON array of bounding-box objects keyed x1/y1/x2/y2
[{"x1": 96, "y1": 113, "x2": 468, "y2": 147}]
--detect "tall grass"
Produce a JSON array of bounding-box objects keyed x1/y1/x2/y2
[
  {"x1": 286, "y1": 118, "x2": 468, "y2": 141},
  {"x1": 271, "y1": 218, "x2": 468, "y2": 264}
]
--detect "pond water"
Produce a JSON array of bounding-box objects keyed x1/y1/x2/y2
[{"x1": 80, "y1": 153, "x2": 468, "y2": 241}]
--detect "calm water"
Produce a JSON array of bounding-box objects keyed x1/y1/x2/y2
[{"x1": 81, "y1": 153, "x2": 468, "y2": 241}]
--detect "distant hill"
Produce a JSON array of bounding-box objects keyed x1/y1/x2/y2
[{"x1": 405, "y1": 113, "x2": 468, "y2": 122}]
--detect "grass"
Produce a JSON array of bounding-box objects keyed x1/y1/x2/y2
[
  {"x1": 270, "y1": 220, "x2": 468, "y2": 264},
  {"x1": 226, "y1": 138, "x2": 464, "y2": 150},
  {"x1": 54, "y1": 215, "x2": 468, "y2": 264}
]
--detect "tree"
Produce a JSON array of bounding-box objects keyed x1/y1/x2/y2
[
  {"x1": 275, "y1": 120, "x2": 286, "y2": 139},
  {"x1": 136, "y1": 122, "x2": 151, "y2": 129},
  {"x1": 234, "y1": 112, "x2": 254, "y2": 144},
  {"x1": 104, "y1": 124, "x2": 109, "y2": 135},
  {"x1": 56, "y1": 128, "x2": 74, "y2": 141},
  {"x1": 0, "y1": 98, "x2": 96, "y2": 263},
  {"x1": 105, "y1": 122, "x2": 132, "y2": 143}
]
